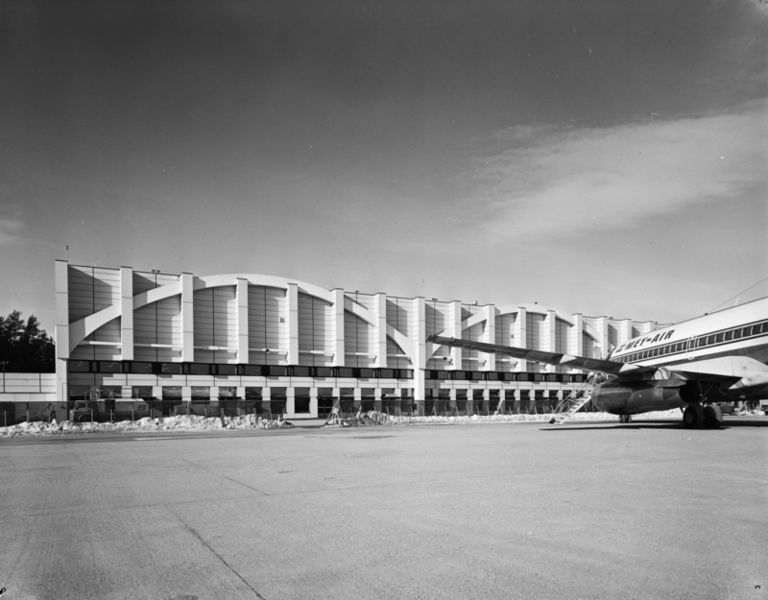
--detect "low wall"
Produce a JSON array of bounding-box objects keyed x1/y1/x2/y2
[{"x1": 0, "y1": 372, "x2": 58, "y2": 424}]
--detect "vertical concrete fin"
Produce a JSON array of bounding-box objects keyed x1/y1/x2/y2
[
  {"x1": 287, "y1": 283, "x2": 299, "y2": 364},
  {"x1": 545, "y1": 309, "x2": 556, "y2": 373},
  {"x1": 483, "y1": 304, "x2": 496, "y2": 371},
  {"x1": 413, "y1": 297, "x2": 425, "y2": 402},
  {"x1": 236, "y1": 278, "x2": 249, "y2": 363},
  {"x1": 516, "y1": 306, "x2": 527, "y2": 372},
  {"x1": 120, "y1": 266, "x2": 134, "y2": 361},
  {"x1": 449, "y1": 301, "x2": 462, "y2": 369},
  {"x1": 332, "y1": 289, "x2": 345, "y2": 366},
  {"x1": 374, "y1": 293, "x2": 387, "y2": 367},
  {"x1": 596, "y1": 316, "x2": 609, "y2": 359},
  {"x1": 181, "y1": 273, "x2": 194, "y2": 362},
  {"x1": 55, "y1": 260, "x2": 70, "y2": 360},
  {"x1": 571, "y1": 313, "x2": 583, "y2": 373},
  {"x1": 55, "y1": 260, "x2": 70, "y2": 405}
]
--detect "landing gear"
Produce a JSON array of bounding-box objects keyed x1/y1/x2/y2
[
  {"x1": 683, "y1": 404, "x2": 703, "y2": 428},
  {"x1": 683, "y1": 404, "x2": 722, "y2": 428},
  {"x1": 703, "y1": 404, "x2": 723, "y2": 428},
  {"x1": 618, "y1": 414, "x2": 632, "y2": 424}
]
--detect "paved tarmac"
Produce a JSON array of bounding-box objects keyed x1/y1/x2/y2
[{"x1": 1, "y1": 417, "x2": 767, "y2": 600}]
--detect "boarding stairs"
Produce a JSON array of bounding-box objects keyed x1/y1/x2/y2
[{"x1": 548, "y1": 375, "x2": 596, "y2": 425}]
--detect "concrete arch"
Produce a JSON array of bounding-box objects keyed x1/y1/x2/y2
[
  {"x1": 68, "y1": 304, "x2": 122, "y2": 353},
  {"x1": 196, "y1": 273, "x2": 335, "y2": 303},
  {"x1": 495, "y1": 303, "x2": 576, "y2": 327}
]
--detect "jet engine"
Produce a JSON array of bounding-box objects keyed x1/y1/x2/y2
[{"x1": 591, "y1": 380, "x2": 696, "y2": 416}]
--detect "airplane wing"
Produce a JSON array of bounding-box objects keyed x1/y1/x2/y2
[
  {"x1": 426, "y1": 334, "x2": 650, "y2": 376},
  {"x1": 666, "y1": 356, "x2": 768, "y2": 392}
]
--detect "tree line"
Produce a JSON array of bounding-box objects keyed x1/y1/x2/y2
[{"x1": 0, "y1": 310, "x2": 55, "y2": 372}]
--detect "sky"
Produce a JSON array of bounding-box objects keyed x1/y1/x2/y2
[{"x1": 1, "y1": 0, "x2": 767, "y2": 333}]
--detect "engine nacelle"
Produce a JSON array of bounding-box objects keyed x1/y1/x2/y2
[{"x1": 591, "y1": 380, "x2": 694, "y2": 415}]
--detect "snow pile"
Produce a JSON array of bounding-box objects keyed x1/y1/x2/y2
[
  {"x1": 0, "y1": 414, "x2": 294, "y2": 438},
  {"x1": 0, "y1": 409, "x2": 697, "y2": 437},
  {"x1": 325, "y1": 410, "x2": 392, "y2": 427}
]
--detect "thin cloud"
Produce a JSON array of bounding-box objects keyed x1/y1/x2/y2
[
  {"x1": 466, "y1": 103, "x2": 767, "y2": 241},
  {"x1": 0, "y1": 218, "x2": 25, "y2": 245}
]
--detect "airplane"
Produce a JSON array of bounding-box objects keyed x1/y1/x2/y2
[{"x1": 427, "y1": 296, "x2": 768, "y2": 428}]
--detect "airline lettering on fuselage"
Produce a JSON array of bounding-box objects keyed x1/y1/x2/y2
[{"x1": 615, "y1": 329, "x2": 675, "y2": 353}]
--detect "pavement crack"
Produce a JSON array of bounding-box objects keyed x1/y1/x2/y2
[
  {"x1": 170, "y1": 509, "x2": 267, "y2": 599},
  {"x1": 223, "y1": 475, "x2": 269, "y2": 495}
]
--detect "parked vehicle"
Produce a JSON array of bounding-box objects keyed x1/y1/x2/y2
[{"x1": 69, "y1": 401, "x2": 94, "y2": 422}]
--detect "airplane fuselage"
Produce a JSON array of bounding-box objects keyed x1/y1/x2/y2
[
  {"x1": 427, "y1": 296, "x2": 768, "y2": 427},
  {"x1": 592, "y1": 297, "x2": 768, "y2": 417}
]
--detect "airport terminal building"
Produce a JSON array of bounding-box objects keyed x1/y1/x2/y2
[{"x1": 51, "y1": 260, "x2": 658, "y2": 420}]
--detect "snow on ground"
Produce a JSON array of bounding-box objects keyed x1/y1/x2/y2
[
  {"x1": 0, "y1": 410, "x2": 702, "y2": 438},
  {"x1": 0, "y1": 414, "x2": 295, "y2": 438}
]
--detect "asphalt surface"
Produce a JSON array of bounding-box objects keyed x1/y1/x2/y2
[{"x1": 1, "y1": 417, "x2": 767, "y2": 600}]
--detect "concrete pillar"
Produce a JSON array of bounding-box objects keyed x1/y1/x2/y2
[
  {"x1": 286, "y1": 387, "x2": 295, "y2": 415},
  {"x1": 236, "y1": 278, "x2": 249, "y2": 363},
  {"x1": 286, "y1": 283, "x2": 299, "y2": 364},
  {"x1": 412, "y1": 297, "x2": 426, "y2": 403},
  {"x1": 55, "y1": 260, "x2": 70, "y2": 407},
  {"x1": 236, "y1": 386, "x2": 245, "y2": 400},
  {"x1": 181, "y1": 273, "x2": 194, "y2": 362},
  {"x1": 209, "y1": 386, "x2": 219, "y2": 402},
  {"x1": 482, "y1": 304, "x2": 496, "y2": 371},
  {"x1": 449, "y1": 300, "x2": 462, "y2": 369},
  {"x1": 373, "y1": 293, "x2": 387, "y2": 367},
  {"x1": 619, "y1": 319, "x2": 632, "y2": 346},
  {"x1": 545, "y1": 310, "x2": 556, "y2": 351},
  {"x1": 544, "y1": 309, "x2": 556, "y2": 373},
  {"x1": 571, "y1": 313, "x2": 583, "y2": 355},
  {"x1": 571, "y1": 313, "x2": 583, "y2": 374},
  {"x1": 331, "y1": 289, "x2": 345, "y2": 366},
  {"x1": 353, "y1": 388, "x2": 362, "y2": 412},
  {"x1": 121, "y1": 385, "x2": 133, "y2": 400},
  {"x1": 261, "y1": 387, "x2": 271, "y2": 415},
  {"x1": 120, "y1": 266, "x2": 134, "y2": 361},
  {"x1": 515, "y1": 307, "x2": 527, "y2": 371},
  {"x1": 595, "y1": 316, "x2": 609, "y2": 359},
  {"x1": 310, "y1": 388, "x2": 318, "y2": 417},
  {"x1": 495, "y1": 392, "x2": 505, "y2": 414}
]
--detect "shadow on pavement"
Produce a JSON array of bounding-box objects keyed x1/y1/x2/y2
[{"x1": 540, "y1": 417, "x2": 768, "y2": 431}]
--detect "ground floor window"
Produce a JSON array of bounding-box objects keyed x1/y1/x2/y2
[
  {"x1": 294, "y1": 387, "x2": 310, "y2": 413},
  {"x1": 270, "y1": 388, "x2": 287, "y2": 417}
]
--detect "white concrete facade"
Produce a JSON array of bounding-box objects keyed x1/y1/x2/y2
[{"x1": 52, "y1": 261, "x2": 658, "y2": 418}]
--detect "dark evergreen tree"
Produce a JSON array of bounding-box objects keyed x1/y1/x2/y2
[{"x1": 0, "y1": 310, "x2": 55, "y2": 372}]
